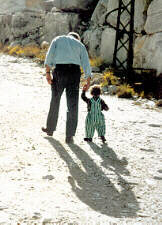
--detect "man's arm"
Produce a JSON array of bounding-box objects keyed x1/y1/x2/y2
[
  {"x1": 44, "y1": 39, "x2": 56, "y2": 85},
  {"x1": 45, "y1": 65, "x2": 52, "y2": 85},
  {"x1": 80, "y1": 45, "x2": 92, "y2": 91}
]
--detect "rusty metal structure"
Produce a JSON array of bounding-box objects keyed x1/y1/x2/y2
[{"x1": 105, "y1": 0, "x2": 135, "y2": 78}]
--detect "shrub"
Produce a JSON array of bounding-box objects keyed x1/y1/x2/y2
[
  {"x1": 90, "y1": 57, "x2": 103, "y2": 67},
  {"x1": 101, "y1": 70, "x2": 119, "y2": 87},
  {"x1": 117, "y1": 84, "x2": 136, "y2": 98}
]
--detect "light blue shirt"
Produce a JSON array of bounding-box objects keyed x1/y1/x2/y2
[{"x1": 44, "y1": 35, "x2": 92, "y2": 78}]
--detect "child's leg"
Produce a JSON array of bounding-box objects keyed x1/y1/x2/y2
[
  {"x1": 96, "y1": 114, "x2": 106, "y2": 142},
  {"x1": 85, "y1": 115, "x2": 95, "y2": 139}
]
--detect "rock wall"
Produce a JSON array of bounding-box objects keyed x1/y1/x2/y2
[{"x1": 0, "y1": 0, "x2": 162, "y2": 75}]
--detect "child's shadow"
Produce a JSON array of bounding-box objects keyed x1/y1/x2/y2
[
  {"x1": 46, "y1": 137, "x2": 139, "y2": 218},
  {"x1": 88, "y1": 142, "x2": 130, "y2": 176}
]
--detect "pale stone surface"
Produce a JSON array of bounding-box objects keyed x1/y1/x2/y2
[
  {"x1": 100, "y1": 27, "x2": 127, "y2": 66},
  {"x1": 144, "y1": 0, "x2": 162, "y2": 34},
  {"x1": 100, "y1": 28, "x2": 116, "y2": 64},
  {"x1": 0, "y1": 15, "x2": 12, "y2": 44},
  {"x1": 53, "y1": 0, "x2": 94, "y2": 11},
  {"x1": 11, "y1": 11, "x2": 45, "y2": 45},
  {"x1": 83, "y1": 28, "x2": 102, "y2": 58},
  {"x1": 0, "y1": 54, "x2": 161, "y2": 224},
  {"x1": 0, "y1": 0, "x2": 44, "y2": 14},
  {"x1": 91, "y1": 0, "x2": 146, "y2": 33},
  {"x1": 134, "y1": 32, "x2": 162, "y2": 75},
  {"x1": 44, "y1": 12, "x2": 80, "y2": 43}
]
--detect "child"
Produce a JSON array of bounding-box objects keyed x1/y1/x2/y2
[{"x1": 81, "y1": 85, "x2": 109, "y2": 143}]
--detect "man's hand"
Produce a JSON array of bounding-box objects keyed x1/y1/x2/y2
[
  {"x1": 83, "y1": 77, "x2": 91, "y2": 91},
  {"x1": 46, "y1": 73, "x2": 52, "y2": 85}
]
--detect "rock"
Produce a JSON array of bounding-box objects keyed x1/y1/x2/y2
[
  {"x1": 0, "y1": 15, "x2": 12, "y2": 44},
  {"x1": 0, "y1": 0, "x2": 44, "y2": 14},
  {"x1": 44, "y1": 12, "x2": 80, "y2": 43},
  {"x1": 156, "y1": 99, "x2": 162, "y2": 107},
  {"x1": 41, "y1": 41, "x2": 49, "y2": 49},
  {"x1": 11, "y1": 11, "x2": 45, "y2": 44},
  {"x1": 91, "y1": 0, "x2": 146, "y2": 33},
  {"x1": 92, "y1": 66, "x2": 100, "y2": 72},
  {"x1": 42, "y1": 175, "x2": 55, "y2": 180},
  {"x1": 83, "y1": 28, "x2": 102, "y2": 58},
  {"x1": 52, "y1": 0, "x2": 94, "y2": 11},
  {"x1": 107, "y1": 85, "x2": 118, "y2": 95},
  {"x1": 144, "y1": 0, "x2": 162, "y2": 34},
  {"x1": 100, "y1": 27, "x2": 127, "y2": 66},
  {"x1": 43, "y1": 0, "x2": 54, "y2": 12},
  {"x1": 133, "y1": 32, "x2": 162, "y2": 75}
]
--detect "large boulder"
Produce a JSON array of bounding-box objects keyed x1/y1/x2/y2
[
  {"x1": 100, "y1": 27, "x2": 127, "y2": 66},
  {"x1": 144, "y1": 0, "x2": 162, "y2": 34},
  {"x1": 91, "y1": 0, "x2": 146, "y2": 33},
  {"x1": 52, "y1": 0, "x2": 94, "y2": 11},
  {"x1": 83, "y1": 28, "x2": 102, "y2": 58},
  {"x1": 11, "y1": 11, "x2": 45, "y2": 45},
  {"x1": 133, "y1": 32, "x2": 162, "y2": 75},
  {"x1": 0, "y1": 15, "x2": 12, "y2": 44},
  {"x1": 0, "y1": 0, "x2": 44, "y2": 14},
  {"x1": 44, "y1": 12, "x2": 80, "y2": 43}
]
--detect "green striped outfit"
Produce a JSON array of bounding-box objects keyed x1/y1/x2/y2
[{"x1": 85, "y1": 97, "x2": 106, "y2": 138}]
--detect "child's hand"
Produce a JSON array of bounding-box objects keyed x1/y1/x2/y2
[{"x1": 82, "y1": 85, "x2": 87, "y2": 91}]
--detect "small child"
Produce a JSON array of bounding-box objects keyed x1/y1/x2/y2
[{"x1": 81, "y1": 85, "x2": 109, "y2": 143}]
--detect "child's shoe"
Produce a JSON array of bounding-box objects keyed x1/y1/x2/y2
[
  {"x1": 100, "y1": 136, "x2": 106, "y2": 143},
  {"x1": 84, "y1": 138, "x2": 92, "y2": 142}
]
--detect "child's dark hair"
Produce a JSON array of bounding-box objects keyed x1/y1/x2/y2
[{"x1": 90, "y1": 86, "x2": 101, "y2": 96}]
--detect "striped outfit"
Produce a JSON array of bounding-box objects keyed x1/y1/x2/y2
[{"x1": 81, "y1": 91, "x2": 108, "y2": 139}]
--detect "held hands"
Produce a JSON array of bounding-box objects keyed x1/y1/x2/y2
[
  {"x1": 83, "y1": 77, "x2": 91, "y2": 91},
  {"x1": 46, "y1": 73, "x2": 52, "y2": 85}
]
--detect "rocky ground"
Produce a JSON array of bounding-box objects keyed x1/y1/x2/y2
[{"x1": 0, "y1": 54, "x2": 161, "y2": 225}]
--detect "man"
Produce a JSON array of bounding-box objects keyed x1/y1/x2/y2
[{"x1": 42, "y1": 32, "x2": 92, "y2": 143}]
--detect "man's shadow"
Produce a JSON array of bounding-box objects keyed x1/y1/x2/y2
[{"x1": 46, "y1": 137, "x2": 139, "y2": 218}]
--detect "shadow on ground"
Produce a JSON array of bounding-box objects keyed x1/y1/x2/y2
[{"x1": 46, "y1": 137, "x2": 139, "y2": 218}]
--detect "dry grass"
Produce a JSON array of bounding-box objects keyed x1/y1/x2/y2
[
  {"x1": 0, "y1": 44, "x2": 47, "y2": 64},
  {"x1": 117, "y1": 84, "x2": 136, "y2": 98},
  {"x1": 101, "y1": 70, "x2": 119, "y2": 87},
  {"x1": 90, "y1": 57, "x2": 103, "y2": 67}
]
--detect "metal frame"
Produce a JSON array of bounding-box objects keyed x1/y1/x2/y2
[{"x1": 105, "y1": 0, "x2": 135, "y2": 76}]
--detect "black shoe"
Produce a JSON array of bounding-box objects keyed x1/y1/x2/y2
[
  {"x1": 41, "y1": 127, "x2": 53, "y2": 136},
  {"x1": 84, "y1": 138, "x2": 92, "y2": 142},
  {"x1": 100, "y1": 136, "x2": 106, "y2": 143},
  {"x1": 65, "y1": 136, "x2": 74, "y2": 144}
]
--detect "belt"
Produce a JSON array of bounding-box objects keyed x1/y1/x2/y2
[{"x1": 56, "y1": 64, "x2": 80, "y2": 69}]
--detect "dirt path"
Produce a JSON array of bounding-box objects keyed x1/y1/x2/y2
[{"x1": 0, "y1": 54, "x2": 161, "y2": 224}]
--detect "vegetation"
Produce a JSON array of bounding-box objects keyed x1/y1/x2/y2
[
  {"x1": 117, "y1": 84, "x2": 136, "y2": 98},
  {"x1": 90, "y1": 57, "x2": 103, "y2": 67},
  {"x1": 0, "y1": 43, "x2": 159, "y2": 99},
  {"x1": 0, "y1": 44, "x2": 47, "y2": 64}
]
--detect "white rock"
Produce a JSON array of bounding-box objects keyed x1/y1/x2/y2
[
  {"x1": 133, "y1": 32, "x2": 162, "y2": 75},
  {"x1": 44, "y1": 12, "x2": 80, "y2": 43},
  {"x1": 0, "y1": 0, "x2": 44, "y2": 14},
  {"x1": 52, "y1": 0, "x2": 94, "y2": 11},
  {"x1": 144, "y1": 0, "x2": 162, "y2": 34}
]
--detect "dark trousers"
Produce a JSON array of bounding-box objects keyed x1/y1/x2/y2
[{"x1": 46, "y1": 64, "x2": 81, "y2": 137}]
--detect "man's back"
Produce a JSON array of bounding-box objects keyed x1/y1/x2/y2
[{"x1": 52, "y1": 35, "x2": 83, "y2": 65}]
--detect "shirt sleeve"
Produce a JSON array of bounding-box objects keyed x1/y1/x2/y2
[
  {"x1": 80, "y1": 45, "x2": 92, "y2": 79},
  {"x1": 44, "y1": 39, "x2": 56, "y2": 68},
  {"x1": 101, "y1": 99, "x2": 109, "y2": 111},
  {"x1": 81, "y1": 91, "x2": 90, "y2": 104}
]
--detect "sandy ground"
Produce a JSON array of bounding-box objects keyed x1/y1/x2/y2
[{"x1": 0, "y1": 54, "x2": 162, "y2": 225}]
